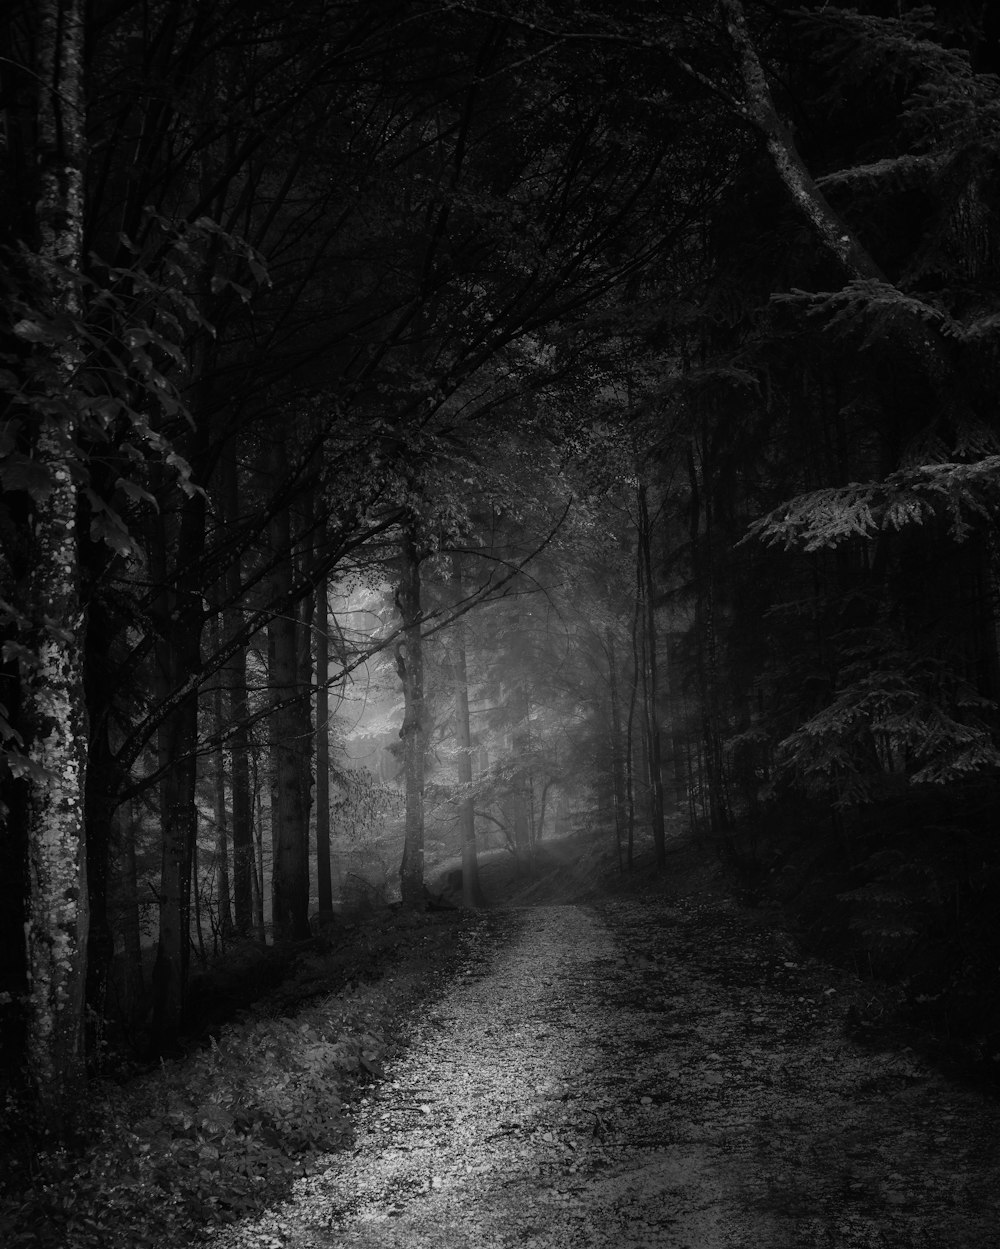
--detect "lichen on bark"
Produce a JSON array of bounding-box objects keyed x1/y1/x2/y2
[
  {"x1": 24, "y1": 422, "x2": 90, "y2": 1107},
  {"x1": 21, "y1": 0, "x2": 91, "y2": 1115}
]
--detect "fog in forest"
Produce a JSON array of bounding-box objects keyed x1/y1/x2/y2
[{"x1": 3, "y1": 1, "x2": 1000, "y2": 1243}]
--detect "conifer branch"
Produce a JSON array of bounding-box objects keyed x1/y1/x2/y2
[{"x1": 719, "y1": 0, "x2": 885, "y2": 283}]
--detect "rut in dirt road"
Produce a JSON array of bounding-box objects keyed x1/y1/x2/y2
[{"x1": 204, "y1": 894, "x2": 1000, "y2": 1249}]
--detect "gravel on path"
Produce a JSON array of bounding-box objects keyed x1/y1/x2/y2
[{"x1": 202, "y1": 891, "x2": 1000, "y2": 1249}]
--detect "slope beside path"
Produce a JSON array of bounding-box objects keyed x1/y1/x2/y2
[{"x1": 201, "y1": 886, "x2": 1000, "y2": 1249}]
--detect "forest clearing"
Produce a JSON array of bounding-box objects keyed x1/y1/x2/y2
[{"x1": 4, "y1": 3, "x2": 1000, "y2": 1244}]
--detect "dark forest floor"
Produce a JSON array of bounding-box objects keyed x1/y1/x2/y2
[
  {"x1": 3, "y1": 827, "x2": 998, "y2": 1247},
  {"x1": 194, "y1": 836, "x2": 1000, "y2": 1248}
]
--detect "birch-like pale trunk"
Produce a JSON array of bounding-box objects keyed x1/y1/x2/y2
[
  {"x1": 24, "y1": 417, "x2": 90, "y2": 1103},
  {"x1": 22, "y1": 0, "x2": 90, "y2": 1114}
]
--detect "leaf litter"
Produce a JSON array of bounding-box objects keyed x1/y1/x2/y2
[{"x1": 198, "y1": 876, "x2": 1000, "y2": 1249}]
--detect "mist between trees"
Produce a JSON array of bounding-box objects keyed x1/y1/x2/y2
[{"x1": 3, "y1": 0, "x2": 1000, "y2": 1117}]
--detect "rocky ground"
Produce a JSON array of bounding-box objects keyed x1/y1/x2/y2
[{"x1": 194, "y1": 842, "x2": 1000, "y2": 1249}]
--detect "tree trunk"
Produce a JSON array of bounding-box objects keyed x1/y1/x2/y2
[
  {"x1": 686, "y1": 444, "x2": 730, "y2": 839},
  {"x1": 210, "y1": 613, "x2": 233, "y2": 942},
  {"x1": 606, "y1": 628, "x2": 625, "y2": 872},
  {"x1": 396, "y1": 525, "x2": 426, "y2": 909},
  {"x1": 223, "y1": 449, "x2": 254, "y2": 934},
  {"x1": 21, "y1": 0, "x2": 90, "y2": 1117},
  {"x1": 625, "y1": 569, "x2": 641, "y2": 871},
  {"x1": 149, "y1": 458, "x2": 206, "y2": 1053},
  {"x1": 120, "y1": 798, "x2": 145, "y2": 1034},
  {"x1": 269, "y1": 617, "x2": 310, "y2": 939},
  {"x1": 251, "y1": 749, "x2": 266, "y2": 941},
  {"x1": 315, "y1": 576, "x2": 333, "y2": 918},
  {"x1": 451, "y1": 561, "x2": 486, "y2": 907},
  {"x1": 637, "y1": 483, "x2": 667, "y2": 868},
  {"x1": 81, "y1": 682, "x2": 116, "y2": 1054},
  {"x1": 507, "y1": 677, "x2": 534, "y2": 871},
  {"x1": 537, "y1": 777, "x2": 556, "y2": 845},
  {"x1": 296, "y1": 582, "x2": 315, "y2": 910},
  {"x1": 150, "y1": 627, "x2": 200, "y2": 1052},
  {"x1": 267, "y1": 454, "x2": 311, "y2": 942},
  {"x1": 192, "y1": 831, "x2": 207, "y2": 968},
  {"x1": 23, "y1": 410, "x2": 90, "y2": 1107}
]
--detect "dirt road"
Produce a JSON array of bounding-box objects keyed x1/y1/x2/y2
[{"x1": 204, "y1": 886, "x2": 1000, "y2": 1248}]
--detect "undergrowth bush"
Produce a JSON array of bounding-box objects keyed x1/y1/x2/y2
[
  {"x1": 0, "y1": 991, "x2": 387, "y2": 1248},
  {"x1": 730, "y1": 784, "x2": 1000, "y2": 1080}
]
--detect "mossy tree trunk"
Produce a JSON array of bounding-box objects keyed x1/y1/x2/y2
[
  {"x1": 24, "y1": 409, "x2": 90, "y2": 1108},
  {"x1": 22, "y1": 0, "x2": 90, "y2": 1116}
]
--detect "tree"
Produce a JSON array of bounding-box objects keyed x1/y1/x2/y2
[
  {"x1": 448, "y1": 558, "x2": 487, "y2": 907},
  {"x1": 13, "y1": 0, "x2": 944, "y2": 1091},
  {"x1": 636, "y1": 480, "x2": 668, "y2": 866},
  {"x1": 14, "y1": 0, "x2": 91, "y2": 1116},
  {"x1": 314, "y1": 575, "x2": 334, "y2": 918},
  {"x1": 266, "y1": 437, "x2": 314, "y2": 941},
  {"x1": 222, "y1": 445, "x2": 255, "y2": 933},
  {"x1": 396, "y1": 523, "x2": 427, "y2": 909},
  {"x1": 662, "y1": 2, "x2": 1000, "y2": 828}
]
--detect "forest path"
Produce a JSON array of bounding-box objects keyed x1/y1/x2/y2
[{"x1": 204, "y1": 890, "x2": 1000, "y2": 1249}]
